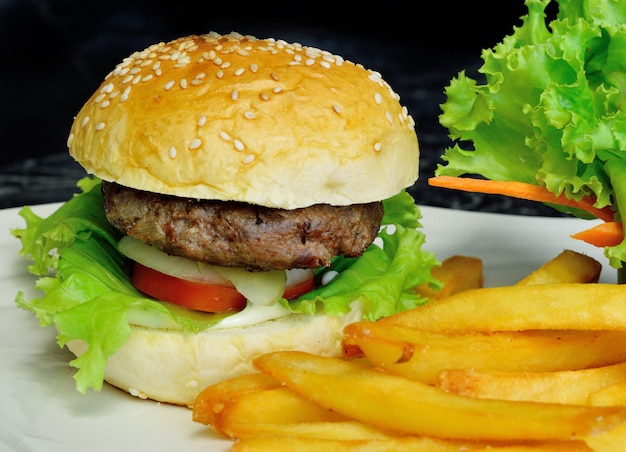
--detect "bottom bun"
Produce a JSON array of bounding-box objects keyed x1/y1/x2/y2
[{"x1": 65, "y1": 306, "x2": 363, "y2": 406}]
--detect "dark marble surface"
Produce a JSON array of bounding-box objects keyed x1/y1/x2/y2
[{"x1": 1, "y1": 0, "x2": 564, "y2": 216}]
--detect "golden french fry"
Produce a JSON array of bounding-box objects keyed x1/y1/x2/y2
[
  {"x1": 437, "y1": 361, "x2": 626, "y2": 405},
  {"x1": 343, "y1": 255, "x2": 484, "y2": 360},
  {"x1": 252, "y1": 351, "x2": 626, "y2": 441},
  {"x1": 344, "y1": 321, "x2": 626, "y2": 384},
  {"x1": 587, "y1": 380, "x2": 626, "y2": 406},
  {"x1": 381, "y1": 283, "x2": 626, "y2": 332},
  {"x1": 224, "y1": 420, "x2": 397, "y2": 441},
  {"x1": 231, "y1": 435, "x2": 590, "y2": 452},
  {"x1": 515, "y1": 249, "x2": 602, "y2": 285},
  {"x1": 192, "y1": 372, "x2": 280, "y2": 426},
  {"x1": 214, "y1": 386, "x2": 349, "y2": 438},
  {"x1": 584, "y1": 418, "x2": 626, "y2": 451},
  {"x1": 414, "y1": 255, "x2": 484, "y2": 299}
]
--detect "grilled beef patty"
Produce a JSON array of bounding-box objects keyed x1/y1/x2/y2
[{"x1": 102, "y1": 181, "x2": 384, "y2": 271}]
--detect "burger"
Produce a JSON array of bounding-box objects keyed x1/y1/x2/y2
[{"x1": 13, "y1": 32, "x2": 439, "y2": 406}]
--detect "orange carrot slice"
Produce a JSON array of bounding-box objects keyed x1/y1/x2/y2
[
  {"x1": 571, "y1": 222, "x2": 623, "y2": 248},
  {"x1": 428, "y1": 176, "x2": 615, "y2": 222}
]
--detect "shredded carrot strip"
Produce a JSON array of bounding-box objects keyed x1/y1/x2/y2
[
  {"x1": 571, "y1": 222, "x2": 623, "y2": 248},
  {"x1": 428, "y1": 176, "x2": 615, "y2": 222}
]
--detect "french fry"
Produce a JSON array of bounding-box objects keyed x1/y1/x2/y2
[
  {"x1": 437, "y1": 361, "x2": 626, "y2": 405},
  {"x1": 515, "y1": 249, "x2": 602, "y2": 285},
  {"x1": 193, "y1": 372, "x2": 280, "y2": 426},
  {"x1": 343, "y1": 255, "x2": 484, "y2": 360},
  {"x1": 231, "y1": 435, "x2": 591, "y2": 452},
  {"x1": 344, "y1": 321, "x2": 626, "y2": 384},
  {"x1": 223, "y1": 420, "x2": 397, "y2": 441},
  {"x1": 214, "y1": 386, "x2": 349, "y2": 438},
  {"x1": 381, "y1": 283, "x2": 626, "y2": 332},
  {"x1": 584, "y1": 418, "x2": 626, "y2": 451},
  {"x1": 414, "y1": 254, "x2": 484, "y2": 299},
  {"x1": 587, "y1": 380, "x2": 626, "y2": 406},
  {"x1": 252, "y1": 351, "x2": 626, "y2": 441}
]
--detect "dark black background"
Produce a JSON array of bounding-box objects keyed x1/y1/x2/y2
[
  {"x1": 2, "y1": 0, "x2": 560, "y2": 215},
  {"x1": 2, "y1": 0, "x2": 526, "y2": 163}
]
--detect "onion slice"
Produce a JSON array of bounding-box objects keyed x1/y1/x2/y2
[{"x1": 118, "y1": 236, "x2": 314, "y2": 306}]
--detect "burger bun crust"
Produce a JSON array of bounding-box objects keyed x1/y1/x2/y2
[
  {"x1": 65, "y1": 307, "x2": 362, "y2": 406},
  {"x1": 67, "y1": 32, "x2": 419, "y2": 209}
]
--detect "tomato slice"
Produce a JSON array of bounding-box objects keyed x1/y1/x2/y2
[
  {"x1": 131, "y1": 262, "x2": 315, "y2": 313},
  {"x1": 283, "y1": 275, "x2": 316, "y2": 300}
]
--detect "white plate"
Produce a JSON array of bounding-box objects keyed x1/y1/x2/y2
[{"x1": 0, "y1": 203, "x2": 615, "y2": 452}]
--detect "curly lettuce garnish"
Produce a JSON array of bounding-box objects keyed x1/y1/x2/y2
[
  {"x1": 435, "y1": 0, "x2": 626, "y2": 267},
  {"x1": 12, "y1": 177, "x2": 439, "y2": 393}
]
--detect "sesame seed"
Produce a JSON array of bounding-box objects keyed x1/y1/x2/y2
[
  {"x1": 374, "y1": 93, "x2": 382, "y2": 105},
  {"x1": 164, "y1": 80, "x2": 175, "y2": 90},
  {"x1": 305, "y1": 58, "x2": 315, "y2": 66},
  {"x1": 242, "y1": 154, "x2": 255, "y2": 164},
  {"x1": 250, "y1": 63, "x2": 258, "y2": 72},
  {"x1": 273, "y1": 86, "x2": 283, "y2": 94},
  {"x1": 374, "y1": 142, "x2": 382, "y2": 152},
  {"x1": 81, "y1": 116, "x2": 90, "y2": 127},
  {"x1": 270, "y1": 72, "x2": 279, "y2": 81},
  {"x1": 234, "y1": 67, "x2": 245, "y2": 76},
  {"x1": 95, "y1": 122, "x2": 105, "y2": 131},
  {"x1": 180, "y1": 78, "x2": 188, "y2": 89},
  {"x1": 216, "y1": 70, "x2": 224, "y2": 79},
  {"x1": 67, "y1": 133, "x2": 73, "y2": 147},
  {"x1": 100, "y1": 100, "x2": 110, "y2": 108},
  {"x1": 259, "y1": 92, "x2": 270, "y2": 101},
  {"x1": 128, "y1": 388, "x2": 148, "y2": 399},
  {"x1": 189, "y1": 138, "x2": 202, "y2": 150},
  {"x1": 198, "y1": 115, "x2": 207, "y2": 126},
  {"x1": 169, "y1": 146, "x2": 177, "y2": 158},
  {"x1": 320, "y1": 61, "x2": 331, "y2": 69},
  {"x1": 332, "y1": 104, "x2": 341, "y2": 114},
  {"x1": 385, "y1": 111, "x2": 393, "y2": 124},
  {"x1": 141, "y1": 74, "x2": 153, "y2": 82},
  {"x1": 231, "y1": 90, "x2": 239, "y2": 101},
  {"x1": 243, "y1": 111, "x2": 256, "y2": 119},
  {"x1": 132, "y1": 75, "x2": 141, "y2": 85},
  {"x1": 95, "y1": 93, "x2": 106, "y2": 103},
  {"x1": 101, "y1": 82, "x2": 114, "y2": 94},
  {"x1": 233, "y1": 139, "x2": 244, "y2": 151},
  {"x1": 219, "y1": 131, "x2": 231, "y2": 141},
  {"x1": 120, "y1": 86, "x2": 131, "y2": 102}
]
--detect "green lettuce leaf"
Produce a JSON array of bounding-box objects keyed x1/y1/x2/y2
[
  {"x1": 12, "y1": 178, "x2": 439, "y2": 393},
  {"x1": 436, "y1": 0, "x2": 626, "y2": 267}
]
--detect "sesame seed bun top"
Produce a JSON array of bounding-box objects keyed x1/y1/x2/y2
[{"x1": 67, "y1": 32, "x2": 420, "y2": 209}]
